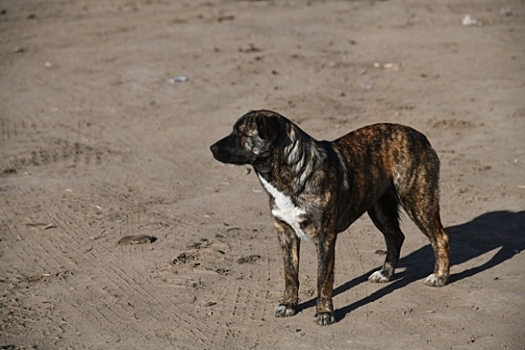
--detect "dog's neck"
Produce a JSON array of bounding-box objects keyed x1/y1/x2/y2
[{"x1": 254, "y1": 124, "x2": 327, "y2": 193}]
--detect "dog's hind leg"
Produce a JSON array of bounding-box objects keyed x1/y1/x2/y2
[
  {"x1": 274, "y1": 222, "x2": 301, "y2": 318},
  {"x1": 367, "y1": 193, "x2": 405, "y2": 283},
  {"x1": 396, "y1": 163, "x2": 450, "y2": 287},
  {"x1": 402, "y1": 199, "x2": 450, "y2": 287}
]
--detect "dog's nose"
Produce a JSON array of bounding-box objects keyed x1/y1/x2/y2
[{"x1": 210, "y1": 144, "x2": 218, "y2": 153}]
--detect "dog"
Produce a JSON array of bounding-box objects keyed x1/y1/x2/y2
[{"x1": 210, "y1": 110, "x2": 450, "y2": 326}]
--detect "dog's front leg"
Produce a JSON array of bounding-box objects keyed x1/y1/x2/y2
[
  {"x1": 314, "y1": 232, "x2": 337, "y2": 325},
  {"x1": 274, "y1": 222, "x2": 300, "y2": 318}
]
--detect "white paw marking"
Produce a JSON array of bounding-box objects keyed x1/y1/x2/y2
[
  {"x1": 274, "y1": 304, "x2": 295, "y2": 317},
  {"x1": 314, "y1": 312, "x2": 335, "y2": 326},
  {"x1": 258, "y1": 175, "x2": 309, "y2": 241},
  {"x1": 424, "y1": 273, "x2": 446, "y2": 287},
  {"x1": 368, "y1": 270, "x2": 390, "y2": 283}
]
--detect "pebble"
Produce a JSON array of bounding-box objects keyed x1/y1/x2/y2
[
  {"x1": 383, "y1": 63, "x2": 400, "y2": 71},
  {"x1": 169, "y1": 76, "x2": 188, "y2": 83},
  {"x1": 117, "y1": 235, "x2": 155, "y2": 245},
  {"x1": 462, "y1": 14, "x2": 481, "y2": 27},
  {"x1": 499, "y1": 7, "x2": 513, "y2": 16},
  {"x1": 372, "y1": 62, "x2": 400, "y2": 71}
]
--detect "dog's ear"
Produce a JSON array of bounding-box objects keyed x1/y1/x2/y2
[{"x1": 255, "y1": 113, "x2": 279, "y2": 142}]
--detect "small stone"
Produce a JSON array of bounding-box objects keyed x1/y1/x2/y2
[
  {"x1": 169, "y1": 76, "x2": 188, "y2": 83},
  {"x1": 383, "y1": 63, "x2": 400, "y2": 71},
  {"x1": 462, "y1": 14, "x2": 481, "y2": 26},
  {"x1": 499, "y1": 7, "x2": 513, "y2": 16}
]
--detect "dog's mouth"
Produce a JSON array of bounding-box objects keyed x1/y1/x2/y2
[{"x1": 210, "y1": 142, "x2": 255, "y2": 165}]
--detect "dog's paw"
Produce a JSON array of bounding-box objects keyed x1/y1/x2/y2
[
  {"x1": 274, "y1": 304, "x2": 296, "y2": 318},
  {"x1": 314, "y1": 312, "x2": 335, "y2": 326},
  {"x1": 368, "y1": 270, "x2": 391, "y2": 283},
  {"x1": 424, "y1": 273, "x2": 448, "y2": 287}
]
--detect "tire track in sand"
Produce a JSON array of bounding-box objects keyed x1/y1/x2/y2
[
  {"x1": 40, "y1": 185, "x2": 219, "y2": 345},
  {"x1": 3, "y1": 184, "x2": 218, "y2": 348}
]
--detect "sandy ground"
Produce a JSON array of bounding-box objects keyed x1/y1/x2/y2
[{"x1": 1, "y1": 0, "x2": 524, "y2": 349}]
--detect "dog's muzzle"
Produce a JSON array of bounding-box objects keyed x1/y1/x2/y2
[{"x1": 210, "y1": 137, "x2": 255, "y2": 165}]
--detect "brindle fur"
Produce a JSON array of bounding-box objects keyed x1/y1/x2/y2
[{"x1": 210, "y1": 110, "x2": 450, "y2": 326}]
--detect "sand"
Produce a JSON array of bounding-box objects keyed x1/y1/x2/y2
[{"x1": 1, "y1": 0, "x2": 524, "y2": 349}]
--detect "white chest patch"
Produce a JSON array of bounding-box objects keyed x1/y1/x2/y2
[{"x1": 258, "y1": 175, "x2": 309, "y2": 241}]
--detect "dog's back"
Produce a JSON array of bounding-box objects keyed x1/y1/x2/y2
[{"x1": 335, "y1": 123, "x2": 437, "y2": 171}]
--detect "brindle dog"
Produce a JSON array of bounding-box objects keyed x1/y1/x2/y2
[{"x1": 210, "y1": 110, "x2": 450, "y2": 326}]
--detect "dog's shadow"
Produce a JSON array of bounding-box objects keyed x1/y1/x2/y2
[{"x1": 297, "y1": 210, "x2": 525, "y2": 321}]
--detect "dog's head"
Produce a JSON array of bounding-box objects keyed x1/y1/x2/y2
[{"x1": 210, "y1": 110, "x2": 283, "y2": 165}]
